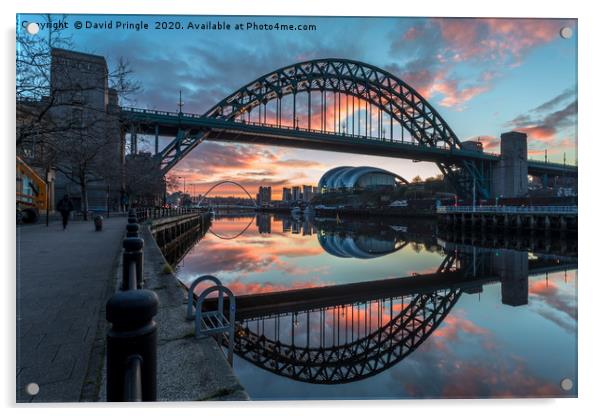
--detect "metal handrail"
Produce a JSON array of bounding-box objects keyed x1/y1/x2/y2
[
  {"x1": 123, "y1": 355, "x2": 143, "y2": 402},
  {"x1": 106, "y1": 213, "x2": 156, "y2": 402},
  {"x1": 121, "y1": 106, "x2": 578, "y2": 168},
  {"x1": 437, "y1": 205, "x2": 577, "y2": 214},
  {"x1": 133, "y1": 207, "x2": 206, "y2": 222},
  {"x1": 128, "y1": 261, "x2": 137, "y2": 292}
]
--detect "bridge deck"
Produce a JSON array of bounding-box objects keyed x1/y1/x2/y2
[
  {"x1": 121, "y1": 107, "x2": 577, "y2": 177},
  {"x1": 203, "y1": 259, "x2": 576, "y2": 320}
]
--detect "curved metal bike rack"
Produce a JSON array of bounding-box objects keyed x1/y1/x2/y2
[
  {"x1": 186, "y1": 275, "x2": 223, "y2": 320},
  {"x1": 194, "y1": 285, "x2": 236, "y2": 365}
]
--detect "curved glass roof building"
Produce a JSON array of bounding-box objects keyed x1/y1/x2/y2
[
  {"x1": 317, "y1": 166, "x2": 407, "y2": 191},
  {"x1": 317, "y1": 233, "x2": 403, "y2": 259}
]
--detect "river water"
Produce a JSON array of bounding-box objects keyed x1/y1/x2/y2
[{"x1": 174, "y1": 213, "x2": 577, "y2": 400}]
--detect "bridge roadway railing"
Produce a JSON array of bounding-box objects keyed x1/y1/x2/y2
[
  {"x1": 121, "y1": 107, "x2": 577, "y2": 172},
  {"x1": 122, "y1": 106, "x2": 457, "y2": 150},
  {"x1": 437, "y1": 205, "x2": 577, "y2": 215}
]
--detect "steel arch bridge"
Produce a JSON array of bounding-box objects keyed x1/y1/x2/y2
[
  {"x1": 121, "y1": 58, "x2": 578, "y2": 199},
  {"x1": 196, "y1": 180, "x2": 257, "y2": 208},
  {"x1": 231, "y1": 288, "x2": 462, "y2": 384}
]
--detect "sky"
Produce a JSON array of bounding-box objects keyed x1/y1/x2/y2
[{"x1": 19, "y1": 15, "x2": 578, "y2": 198}]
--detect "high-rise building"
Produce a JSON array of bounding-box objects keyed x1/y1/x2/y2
[
  {"x1": 302, "y1": 185, "x2": 313, "y2": 202},
  {"x1": 292, "y1": 186, "x2": 301, "y2": 201},
  {"x1": 256, "y1": 214, "x2": 271, "y2": 234},
  {"x1": 282, "y1": 187, "x2": 292, "y2": 202},
  {"x1": 257, "y1": 186, "x2": 272, "y2": 205}
]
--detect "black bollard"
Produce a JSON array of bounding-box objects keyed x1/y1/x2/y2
[
  {"x1": 106, "y1": 289, "x2": 158, "y2": 401},
  {"x1": 126, "y1": 223, "x2": 140, "y2": 238},
  {"x1": 94, "y1": 215, "x2": 104, "y2": 231},
  {"x1": 122, "y1": 237, "x2": 144, "y2": 290}
]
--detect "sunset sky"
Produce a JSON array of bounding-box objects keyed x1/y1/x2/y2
[{"x1": 20, "y1": 15, "x2": 578, "y2": 198}]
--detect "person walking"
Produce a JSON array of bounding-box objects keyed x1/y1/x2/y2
[{"x1": 57, "y1": 194, "x2": 74, "y2": 230}]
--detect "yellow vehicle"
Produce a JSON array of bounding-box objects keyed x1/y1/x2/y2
[{"x1": 16, "y1": 156, "x2": 48, "y2": 223}]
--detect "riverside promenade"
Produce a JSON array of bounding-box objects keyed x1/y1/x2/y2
[
  {"x1": 16, "y1": 217, "x2": 126, "y2": 402},
  {"x1": 17, "y1": 213, "x2": 248, "y2": 402}
]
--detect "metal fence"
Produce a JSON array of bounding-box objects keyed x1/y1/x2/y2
[
  {"x1": 133, "y1": 207, "x2": 207, "y2": 222},
  {"x1": 436, "y1": 205, "x2": 578, "y2": 215},
  {"x1": 105, "y1": 210, "x2": 158, "y2": 402}
]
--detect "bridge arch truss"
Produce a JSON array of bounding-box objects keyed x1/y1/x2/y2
[
  {"x1": 230, "y1": 288, "x2": 462, "y2": 384},
  {"x1": 205, "y1": 59, "x2": 462, "y2": 150},
  {"x1": 149, "y1": 59, "x2": 491, "y2": 198}
]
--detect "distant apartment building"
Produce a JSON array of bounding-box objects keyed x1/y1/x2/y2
[
  {"x1": 292, "y1": 186, "x2": 301, "y2": 201},
  {"x1": 302, "y1": 185, "x2": 314, "y2": 202},
  {"x1": 257, "y1": 186, "x2": 272, "y2": 205},
  {"x1": 256, "y1": 214, "x2": 271, "y2": 234},
  {"x1": 282, "y1": 187, "x2": 292, "y2": 202}
]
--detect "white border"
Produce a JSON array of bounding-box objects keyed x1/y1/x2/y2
[{"x1": 2, "y1": 1, "x2": 600, "y2": 415}]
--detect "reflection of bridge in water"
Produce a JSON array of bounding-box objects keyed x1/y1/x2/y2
[
  {"x1": 164, "y1": 213, "x2": 576, "y2": 385},
  {"x1": 222, "y1": 247, "x2": 575, "y2": 384},
  {"x1": 197, "y1": 216, "x2": 575, "y2": 384}
]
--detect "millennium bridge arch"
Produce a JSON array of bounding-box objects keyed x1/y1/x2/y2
[
  {"x1": 196, "y1": 180, "x2": 257, "y2": 208},
  {"x1": 195, "y1": 180, "x2": 257, "y2": 240}
]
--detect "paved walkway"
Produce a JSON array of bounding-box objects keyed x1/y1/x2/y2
[{"x1": 16, "y1": 217, "x2": 126, "y2": 402}]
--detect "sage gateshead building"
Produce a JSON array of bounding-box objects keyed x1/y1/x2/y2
[{"x1": 317, "y1": 166, "x2": 408, "y2": 192}]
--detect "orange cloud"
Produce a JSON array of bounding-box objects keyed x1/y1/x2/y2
[
  {"x1": 181, "y1": 221, "x2": 328, "y2": 288},
  {"x1": 438, "y1": 360, "x2": 562, "y2": 398},
  {"x1": 223, "y1": 277, "x2": 330, "y2": 296},
  {"x1": 434, "y1": 18, "x2": 571, "y2": 65},
  {"x1": 393, "y1": 18, "x2": 573, "y2": 111},
  {"x1": 433, "y1": 81, "x2": 490, "y2": 108},
  {"x1": 432, "y1": 314, "x2": 488, "y2": 343},
  {"x1": 515, "y1": 126, "x2": 556, "y2": 142},
  {"x1": 466, "y1": 135, "x2": 499, "y2": 151}
]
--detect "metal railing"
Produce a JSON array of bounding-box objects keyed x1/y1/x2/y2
[
  {"x1": 436, "y1": 205, "x2": 578, "y2": 215},
  {"x1": 133, "y1": 207, "x2": 207, "y2": 222},
  {"x1": 105, "y1": 210, "x2": 158, "y2": 401},
  {"x1": 122, "y1": 106, "x2": 578, "y2": 169},
  {"x1": 120, "y1": 107, "x2": 476, "y2": 155}
]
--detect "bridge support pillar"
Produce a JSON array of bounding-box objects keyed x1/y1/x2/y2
[
  {"x1": 494, "y1": 249, "x2": 529, "y2": 306},
  {"x1": 544, "y1": 215, "x2": 552, "y2": 231},
  {"x1": 492, "y1": 131, "x2": 528, "y2": 198},
  {"x1": 560, "y1": 215, "x2": 567, "y2": 231}
]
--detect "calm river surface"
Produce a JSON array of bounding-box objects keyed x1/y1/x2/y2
[{"x1": 175, "y1": 213, "x2": 577, "y2": 400}]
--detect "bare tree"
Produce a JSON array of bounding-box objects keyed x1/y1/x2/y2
[
  {"x1": 17, "y1": 15, "x2": 73, "y2": 158},
  {"x1": 17, "y1": 16, "x2": 142, "y2": 219},
  {"x1": 124, "y1": 152, "x2": 164, "y2": 207},
  {"x1": 165, "y1": 174, "x2": 181, "y2": 193}
]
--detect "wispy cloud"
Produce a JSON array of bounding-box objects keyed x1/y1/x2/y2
[
  {"x1": 508, "y1": 91, "x2": 577, "y2": 143},
  {"x1": 387, "y1": 18, "x2": 574, "y2": 110}
]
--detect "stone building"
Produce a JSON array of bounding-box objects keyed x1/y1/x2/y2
[{"x1": 48, "y1": 48, "x2": 124, "y2": 213}]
